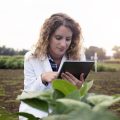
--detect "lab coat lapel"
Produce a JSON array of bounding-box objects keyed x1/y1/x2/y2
[
  {"x1": 42, "y1": 57, "x2": 52, "y2": 72},
  {"x1": 42, "y1": 55, "x2": 67, "y2": 72},
  {"x1": 58, "y1": 55, "x2": 67, "y2": 72}
]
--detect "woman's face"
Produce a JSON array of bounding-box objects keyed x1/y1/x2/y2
[{"x1": 49, "y1": 25, "x2": 72, "y2": 59}]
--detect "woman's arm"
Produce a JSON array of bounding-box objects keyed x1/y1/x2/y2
[{"x1": 23, "y1": 53, "x2": 45, "y2": 91}]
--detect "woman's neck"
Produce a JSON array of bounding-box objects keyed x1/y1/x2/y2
[
  {"x1": 54, "y1": 58, "x2": 62, "y2": 65},
  {"x1": 49, "y1": 54, "x2": 63, "y2": 65}
]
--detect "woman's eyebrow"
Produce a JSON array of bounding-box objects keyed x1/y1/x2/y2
[
  {"x1": 66, "y1": 36, "x2": 72, "y2": 38},
  {"x1": 55, "y1": 35, "x2": 72, "y2": 38}
]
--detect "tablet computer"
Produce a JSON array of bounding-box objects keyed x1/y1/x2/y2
[{"x1": 58, "y1": 61, "x2": 94, "y2": 80}]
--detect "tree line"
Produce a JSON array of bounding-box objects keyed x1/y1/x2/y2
[
  {"x1": 85, "y1": 45, "x2": 120, "y2": 60},
  {"x1": 0, "y1": 45, "x2": 120, "y2": 60},
  {"x1": 0, "y1": 45, "x2": 28, "y2": 56}
]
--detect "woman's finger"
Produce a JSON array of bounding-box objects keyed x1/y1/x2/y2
[
  {"x1": 61, "y1": 73, "x2": 76, "y2": 85},
  {"x1": 80, "y1": 73, "x2": 84, "y2": 82},
  {"x1": 65, "y1": 72, "x2": 77, "y2": 81}
]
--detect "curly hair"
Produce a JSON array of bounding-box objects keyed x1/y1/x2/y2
[{"x1": 33, "y1": 13, "x2": 83, "y2": 60}]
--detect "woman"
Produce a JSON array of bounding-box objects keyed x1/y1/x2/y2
[{"x1": 19, "y1": 13, "x2": 86, "y2": 119}]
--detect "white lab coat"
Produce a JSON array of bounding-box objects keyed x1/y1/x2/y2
[{"x1": 19, "y1": 51, "x2": 86, "y2": 120}]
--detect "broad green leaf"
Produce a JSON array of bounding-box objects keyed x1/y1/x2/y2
[
  {"x1": 52, "y1": 80, "x2": 77, "y2": 96},
  {"x1": 42, "y1": 114, "x2": 70, "y2": 120},
  {"x1": 87, "y1": 94, "x2": 120, "y2": 111},
  {"x1": 87, "y1": 95, "x2": 113, "y2": 105},
  {"x1": 43, "y1": 107, "x2": 119, "y2": 120},
  {"x1": 80, "y1": 93, "x2": 96, "y2": 106},
  {"x1": 53, "y1": 98, "x2": 90, "y2": 114},
  {"x1": 23, "y1": 98, "x2": 49, "y2": 112},
  {"x1": 17, "y1": 91, "x2": 53, "y2": 112},
  {"x1": 52, "y1": 89, "x2": 65, "y2": 100},
  {"x1": 67, "y1": 108, "x2": 119, "y2": 120},
  {"x1": 66, "y1": 89, "x2": 80, "y2": 100},
  {"x1": 79, "y1": 80, "x2": 93, "y2": 97},
  {"x1": 17, "y1": 112, "x2": 40, "y2": 120},
  {"x1": 17, "y1": 90, "x2": 53, "y2": 101}
]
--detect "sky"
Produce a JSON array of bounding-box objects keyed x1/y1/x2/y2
[{"x1": 0, "y1": 0, "x2": 120, "y2": 56}]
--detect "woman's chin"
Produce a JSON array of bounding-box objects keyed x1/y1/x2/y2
[{"x1": 56, "y1": 54, "x2": 64, "y2": 59}]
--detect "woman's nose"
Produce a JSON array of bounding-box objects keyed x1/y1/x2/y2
[{"x1": 60, "y1": 39, "x2": 66, "y2": 47}]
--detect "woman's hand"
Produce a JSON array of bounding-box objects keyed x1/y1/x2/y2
[
  {"x1": 41, "y1": 72, "x2": 58, "y2": 83},
  {"x1": 61, "y1": 72, "x2": 84, "y2": 89}
]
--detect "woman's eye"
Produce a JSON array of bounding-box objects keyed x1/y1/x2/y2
[
  {"x1": 55, "y1": 35, "x2": 72, "y2": 41},
  {"x1": 55, "y1": 36, "x2": 62, "y2": 40},
  {"x1": 66, "y1": 38, "x2": 72, "y2": 41}
]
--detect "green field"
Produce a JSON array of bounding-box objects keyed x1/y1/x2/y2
[{"x1": 0, "y1": 69, "x2": 120, "y2": 119}]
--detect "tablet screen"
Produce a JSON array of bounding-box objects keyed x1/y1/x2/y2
[{"x1": 58, "y1": 61, "x2": 94, "y2": 80}]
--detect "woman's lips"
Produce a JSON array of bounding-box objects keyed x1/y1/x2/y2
[{"x1": 58, "y1": 48, "x2": 65, "y2": 52}]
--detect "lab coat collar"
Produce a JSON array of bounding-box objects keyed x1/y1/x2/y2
[{"x1": 42, "y1": 55, "x2": 67, "y2": 72}]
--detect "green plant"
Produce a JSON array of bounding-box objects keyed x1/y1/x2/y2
[
  {"x1": 0, "y1": 55, "x2": 24, "y2": 69},
  {"x1": 17, "y1": 80, "x2": 120, "y2": 120},
  {"x1": 0, "y1": 107, "x2": 17, "y2": 120}
]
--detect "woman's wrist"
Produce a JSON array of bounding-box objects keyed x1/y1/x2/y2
[{"x1": 41, "y1": 73, "x2": 48, "y2": 86}]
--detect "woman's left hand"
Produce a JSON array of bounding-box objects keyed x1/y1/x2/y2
[{"x1": 61, "y1": 72, "x2": 84, "y2": 89}]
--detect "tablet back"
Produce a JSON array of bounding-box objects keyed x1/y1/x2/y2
[{"x1": 58, "y1": 61, "x2": 94, "y2": 80}]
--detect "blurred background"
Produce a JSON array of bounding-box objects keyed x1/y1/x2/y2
[{"x1": 0, "y1": 0, "x2": 120, "y2": 57}]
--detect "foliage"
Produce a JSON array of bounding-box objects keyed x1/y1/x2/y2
[
  {"x1": 112, "y1": 46, "x2": 120, "y2": 59},
  {"x1": 97, "y1": 64, "x2": 117, "y2": 72},
  {"x1": 96, "y1": 62, "x2": 120, "y2": 72},
  {"x1": 0, "y1": 107, "x2": 17, "y2": 120},
  {"x1": 17, "y1": 80, "x2": 120, "y2": 120},
  {"x1": 0, "y1": 55, "x2": 24, "y2": 69},
  {"x1": 85, "y1": 46, "x2": 106, "y2": 60},
  {"x1": 1, "y1": 55, "x2": 120, "y2": 72},
  {"x1": 90, "y1": 60, "x2": 120, "y2": 72},
  {"x1": 104, "y1": 59, "x2": 120, "y2": 64},
  {"x1": 0, "y1": 45, "x2": 28, "y2": 55}
]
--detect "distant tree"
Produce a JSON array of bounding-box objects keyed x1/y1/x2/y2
[
  {"x1": 0, "y1": 45, "x2": 28, "y2": 55},
  {"x1": 85, "y1": 46, "x2": 106, "y2": 60},
  {"x1": 18, "y1": 49, "x2": 28, "y2": 55},
  {"x1": 112, "y1": 46, "x2": 120, "y2": 59},
  {"x1": 0, "y1": 45, "x2": 16, "y2": 55}
]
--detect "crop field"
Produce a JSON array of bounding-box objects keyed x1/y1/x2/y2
[{"x1": 0, "y1": 69, "x2": 120, "y2": 119}]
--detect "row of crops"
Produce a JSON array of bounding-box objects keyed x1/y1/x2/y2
[
  {"x1": 0, "y1": 55, "x2": 120, "y2": 71},
  {"x1": 0, "y1": 55, "x2": 24, "y2": 69}
]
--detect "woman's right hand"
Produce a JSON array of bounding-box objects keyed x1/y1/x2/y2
[{"x1": 41, "y1": 72, "x2": 58, "y2": 83}]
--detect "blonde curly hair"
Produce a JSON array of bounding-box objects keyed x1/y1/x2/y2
[{"x1": 33, "y1": 13, "x2": 83, "y2": 60}]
